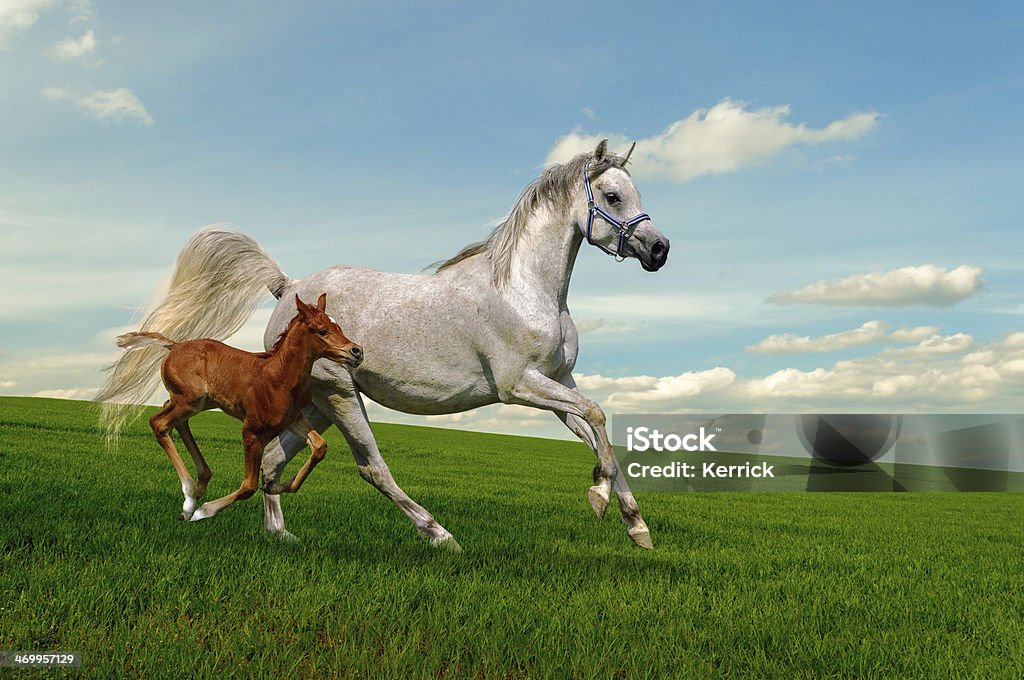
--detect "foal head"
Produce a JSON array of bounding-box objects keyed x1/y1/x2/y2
[{"x1": 293, "y1": 293, "x2": 363, "y2": 368}]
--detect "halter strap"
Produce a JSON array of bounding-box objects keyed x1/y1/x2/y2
[{"x1": 583, "y1": 161, "x2": 651, "y2": 260}]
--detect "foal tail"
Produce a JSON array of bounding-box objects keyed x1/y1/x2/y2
[
  {"x1": 96, "y1": 225, "x2": 294, "y2": 440},
  {"x1": 116, "y1": 331, "x2": 177, "y2": 351}
]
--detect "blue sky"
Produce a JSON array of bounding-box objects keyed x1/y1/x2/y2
[{"x1": 1, "y1": 1, "x2": 1022, "y2": 438}]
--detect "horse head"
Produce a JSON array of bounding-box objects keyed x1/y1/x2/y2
[{"x1": 573, "y1": 139, "x2": 670, "y2": 272}]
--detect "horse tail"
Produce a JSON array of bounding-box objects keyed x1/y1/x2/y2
[
  {"x1": 96, "y1": 225, "x2": 294, "y2": 441},
  {"x1": 116, "y1": 331, "x2": 177, "y2": 351}
]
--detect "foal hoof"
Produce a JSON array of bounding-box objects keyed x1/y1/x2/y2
[
  {"x1": 588, "y1": 485, "x2": 610, "y2": 519},
  {"x1": 629, "y1": 527, "x2": 654, "y2": 550},
  {"x1": 429, "y1": 535, "x2": 463, "y2": 554},
  {"x1": 178, "y1": 511, "x2": 192, "y2": 522}
]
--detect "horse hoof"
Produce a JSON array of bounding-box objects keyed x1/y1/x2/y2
[
  {"x1": 629, "y1": 528, "x2": 654, "y2": 549},
  {"x1": 189, "y1": 508, "x2": 210, "y2": 522},
  {"x1": 178, "y1": 511, "x2": 191, "y2": 521},
  {"x1": 267, "y1": 530, "x2": 300, "y2": 544},
  {"x1": 588, "y1": 485, "x2": 610, "y2": 519},
  {"x1": 430, "y1": 535, "x2": 463, "y2": 553}
]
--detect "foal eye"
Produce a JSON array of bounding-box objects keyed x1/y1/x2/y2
[
  {"x1": 604, "y1": 192, "x2": 621, "y2": 205},
  {"x1": 318, "y1": 329, "x2": 328, "y2": 336}
]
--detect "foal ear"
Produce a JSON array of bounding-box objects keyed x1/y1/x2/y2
[
  {"x1": 316, "y1": 293, "x2": 327, "y2": 311},
  {"x1": 593, "y1": 138, "x2": 608, "y2": 161},
  {"x1": 294, "y1": 294, "x2": 309, "y2": 315}
]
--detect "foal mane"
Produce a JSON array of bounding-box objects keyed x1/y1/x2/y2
[
  {"x1": 434, "y1": 151, "x2": 629, "y2": 288},
  {"x1": 266, "y1": 311, "x2": 303, "y2": 354}
]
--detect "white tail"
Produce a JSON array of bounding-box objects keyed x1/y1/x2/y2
[
  {"x1": 96, "y1": 225, "x2": 294, "y2": 439},
  {"x1": 116, "y1": 331, "x2": 177, "y2": 352}
]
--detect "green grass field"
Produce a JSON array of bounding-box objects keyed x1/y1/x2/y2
[{"x1": 2, "y1": 396, "x2": 1023, "y2": 678}]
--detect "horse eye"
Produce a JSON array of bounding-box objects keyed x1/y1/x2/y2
[
  {"x1": 318, "y1": 329, "x2": 328, "y2": 336},
  {"x1": 605, "y1": 192, "x2": 621, "y2": 205}
]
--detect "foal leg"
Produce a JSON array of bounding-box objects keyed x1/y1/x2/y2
[
  {"x1": 263, "y1": 414, "x2": 327, "y2": 494},
  {"x1": 504, "y1": 369, "x2": 618, "y2": 521},
  {"x1": 176, "y1": 422, "x2": 213, "y2": 500},
  {"x1": 190, "y1": 428, "x2": 263, "y2": 521},
  {"x1": 150, "y1": 400, "x2": 201, "y2": 520}
]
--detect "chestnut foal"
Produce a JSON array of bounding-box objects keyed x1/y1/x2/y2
[{"x1": 117, "y1": 293, "x2": 362, "y2": 521}]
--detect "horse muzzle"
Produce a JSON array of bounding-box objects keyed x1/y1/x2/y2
[{"x1": 640, "y1": 238, "x2": 670, "y2": 272}]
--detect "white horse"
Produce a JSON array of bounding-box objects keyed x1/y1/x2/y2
[{"x1": 99, "y1": 140, "x2": 670, "y2": 550}]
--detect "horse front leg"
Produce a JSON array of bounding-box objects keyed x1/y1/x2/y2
[
  {"x1": 504, "y1": 369, "x2": 618, "y2": 521},
  {"x1": 555, "y1": 411, "x2": 652, "y2": 549}
]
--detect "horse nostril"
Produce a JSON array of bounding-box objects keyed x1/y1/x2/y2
[
  {"x1": 350, "y1": 346, "x2": 363, "y2": 360},
  {"x1": 651, "y1": 240, "x2": 666, "y2": 259}
]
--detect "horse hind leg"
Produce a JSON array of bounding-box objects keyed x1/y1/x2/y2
[
  {"x1": 264, "y1": 414, "x2": 327, "y2": 495},
  {"x1": 313, "y1": 388, "x2": 461, "y2": 552},
  {"x1": 190, "y1": 429, "x2": 263, "y2": 522},
  {"x1": 176, "y1": 421, "x2": 212, "y2": 499},
  {"x1": 150, "y1": 401, "x2": 201, "y2": 520},
  {"x1": 261, "y1": 405, "x2": 334, "y2": 541}
]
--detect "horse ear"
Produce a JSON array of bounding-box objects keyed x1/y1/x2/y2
[
  {"x1": 594, "y1": 138, "x2": 608, "y2": 161},
  {"x1": 316, "y1": 293, "x2": 327, "y2": 311},
  {"x1": 622, "y1": 141, "x2": 636, "y2": 166},
  {"x1": 294, "y1": 294, "x2": 309, "y2": 315}
]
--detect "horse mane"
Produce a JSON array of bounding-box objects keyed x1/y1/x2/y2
[{"x1": 433, "y1": 151, "x2": 629, "y2": 288}]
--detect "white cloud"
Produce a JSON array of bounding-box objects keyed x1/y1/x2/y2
[
  {"x1": 545, "y1": 99, "x2": 880, "y2": 182},
  {"x1": 577, "y1": 367, "x2": 737, "y2": 411},
  {"x1": 43, "y1": 86, "x2": 154, "y2": 126},
  {"x1": 882, "y1": 333, "x2": 973, "y2": 357},
  {"x1": 748, "y1": 320, "x2": 889, "y2": 354},
  {"x1": 889, "y1": 325, "x2": 940, "y2": 342},
  {"x1": 572, "y1": 318, "x2": 632, "y2": 335},
  {"x1": 747, "y1": 320, "x2": 948, "y2": 354},
  {"x1": 0, "y1": 0, "x2": 55, "y2": 46},
  {"x1": 569, "y1": 331, "x2": 1023, "y2": 416},
  {"x1": 69, "y1": 0, "x2": 94, "y2": 24},
  {"x1": 33, "y1": 386, "x2": 98, "y2": 400},
  {"x1": 743, "y1": 332, "x2": 1023, "y2": 408},
  {"x1": 49, "y1": 28, "x2": 95, "y2": 60},
  {"x1": 767, "y1": 265, "x2": 984, "y2": 307}
]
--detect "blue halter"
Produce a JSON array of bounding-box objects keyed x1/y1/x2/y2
[{"x1": 583, "y1": 161, "x2": 651, "y2": 260}]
